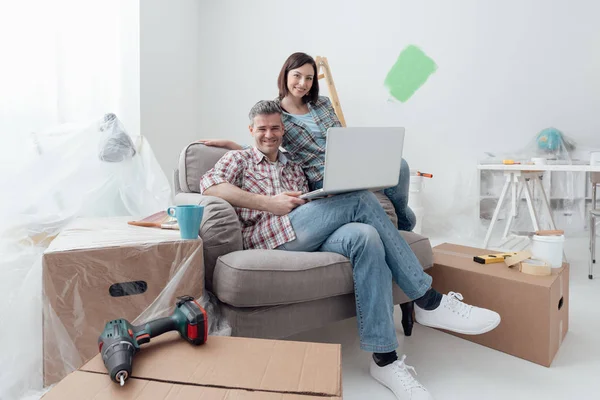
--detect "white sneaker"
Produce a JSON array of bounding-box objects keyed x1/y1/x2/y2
[
  {"x1": 414, "y1": 292, "x2": 501, "y2": 335},
  {"x1": 370, "y1": 355, "x2": 434, "y2": 400}
]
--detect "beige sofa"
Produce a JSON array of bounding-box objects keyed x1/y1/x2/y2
[{"x1": 173, "y1": 143, "x2": 433, "y2": 339}]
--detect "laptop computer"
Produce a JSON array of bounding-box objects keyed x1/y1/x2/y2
[{"x1": 299, "y1": 127, "x2": 405, "y2": 200}]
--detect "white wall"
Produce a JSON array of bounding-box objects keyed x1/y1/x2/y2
[
  {"x1": 142, "y1": 0, "x2": 600, "y2": 232},
  {"x1": 140, "y1": 0, "x2": 203, "y2": 188},
  {"x1": 190, "y1": 0, "x2": 600, "y2": 229},
  {"x1": 119, "y1": 0, "x2": 141, "y2": 138}
]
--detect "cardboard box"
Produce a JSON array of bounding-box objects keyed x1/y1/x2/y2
[
  {"x1": 43, "y1": 217, "x2": 204, "y2": 386},
  {"x1": 42, "y1": 333, "x2": 342, "y2": 399},
  {"x1": 430, "y1": 243, "x2": 569, "y2": 367}
]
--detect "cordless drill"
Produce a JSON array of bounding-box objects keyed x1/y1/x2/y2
[{"x1": 98, "y1": 295, "x2": 207, "y2": 386}]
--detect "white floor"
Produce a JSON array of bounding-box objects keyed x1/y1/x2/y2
[{"x1": 289, "y1": 233, "x2": 600, "y2": 400}]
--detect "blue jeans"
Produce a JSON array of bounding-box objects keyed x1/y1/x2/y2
[
  {"x1": 309, "y1": 158, "x2": 416, "y2": 231},
  {"x1": 276, "y1": 190, "x2": 432, "y2": 353}
]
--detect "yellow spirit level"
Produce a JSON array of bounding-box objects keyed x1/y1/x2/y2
[{"x1": 473, "y1": 252, "x2": 519, "y2": 264}]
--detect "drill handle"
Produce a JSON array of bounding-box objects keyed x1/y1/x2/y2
[
  {"x1": 132, "y1": 316, "x2": 177, "y2": 345},
  {"x1": 144, "y1": 316, "x2": 178, "y2": 338}
]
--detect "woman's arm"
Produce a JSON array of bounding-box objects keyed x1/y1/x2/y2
[
  {"x1": 195, "y1": 139, "x2": 246, "y2": 150},
  {"x1": 323, "y1": 97, "x2": 343, "y2": 127}
]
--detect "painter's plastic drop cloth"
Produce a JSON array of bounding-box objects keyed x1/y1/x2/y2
[
  {"x1": 415, "y1": 158, "x2": 492, "y2": 248},
  {"x1": 419, "y1": 127, "x2": 600, "y2": 249},
  {"x1": 0, "y1": 115, "x2": 229, "y2": 400},
  {"x1": 476, "y1": 128, "x2": 600, "y2": 247},
  {"x1": 40, "y1": 217, "x2": 230, "y2": 389}
]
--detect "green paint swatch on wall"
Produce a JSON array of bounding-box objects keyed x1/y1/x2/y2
[{"x1": 384, "y1": 45, "x2": 437, "y2": 102}]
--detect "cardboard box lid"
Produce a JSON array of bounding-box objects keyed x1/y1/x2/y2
[
  {"x1": 434, "y1": 243, "x2": 564, "y2": 288},
  {"x1": 45, "y1": 217, "x2": 191, "y2": 253},
  {"x1": 79, "y1": 333, "x2": 342, "y2": 398},
  {"x1": 43, "y1": 371, "x2": 339, "y2": 399}
]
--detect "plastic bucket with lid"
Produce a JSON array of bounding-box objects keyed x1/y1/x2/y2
[
  {"x1": 408, "y1": 175, "x2": 424, "y2": 234},
  {"x1": 530, "y1": 234, "x2": 565, "y2": 268}
]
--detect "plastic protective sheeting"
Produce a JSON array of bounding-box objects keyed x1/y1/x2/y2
[
  {"x1": 42, "y1": 217, "x2": 230, "y2": 387},
  {"x1": 421, "y1": 128, "x2": 600, "y2": 249},
  {"x1": 418, "y1": 155, "x2": 491, "y2": 247},
  {"x1": 0, "y1": 115, "x2": 229, "y2": 400}
]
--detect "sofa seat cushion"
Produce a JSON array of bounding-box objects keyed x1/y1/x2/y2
[{"x1": 212, "y1": 231, "x2": 433, "y2": 307}]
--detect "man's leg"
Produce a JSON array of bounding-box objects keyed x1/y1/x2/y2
[
  {"x1": 317, "y1": 224, "x2": 433, "y2": 399},
  {"x1": 287, "y1": 190, "x2": 430, "y2": 299},
  {"x1": 287, "y1": 190, "x2": 501, "y2": 336},
  {"x1": 383, "y1": 158, "x2": 417, "y2": 231},
  {"x1": 278, "y1": 219, "x2": 433, "y2": 400},
  {"x1": 277, "y1": 204, "x2": 400, "y2": 352},
  {"x1": 317, "y1": 223, "x2": 397, "y2": 352},
  {"x1": 276, "y1": 213, "x2": 398, "y2": 351}
]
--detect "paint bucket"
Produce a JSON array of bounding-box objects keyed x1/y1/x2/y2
[
  {"x1": 409, "y1": 175, "x2": 424, "y2": 194},
  {"x1": 412, "y1": 207, "x2": 424, "y2": 235},
  {"x1": 532, "y1": 157, "x2": 547, "y2": 165},
  {"x1": 530, "y1": 234, "x2": 565, "y2": 268},
  {"x1": 408, "y1": 175, "x2": 424, "y2": 234}
]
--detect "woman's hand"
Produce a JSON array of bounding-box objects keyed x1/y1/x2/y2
[{"x1": 196, "y1": 139, "x2": 243, "y2": 150}]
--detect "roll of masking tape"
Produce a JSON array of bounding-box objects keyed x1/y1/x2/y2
[{"x1": 520, "y1": 258, "x2": 552, "y2": 276}]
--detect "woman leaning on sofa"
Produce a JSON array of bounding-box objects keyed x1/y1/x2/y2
[{"x1": 197, "y1": 52, "x2": 416, "y2": 231}]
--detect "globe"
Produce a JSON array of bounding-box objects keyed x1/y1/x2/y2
[{"x1": 536, "y1": 128, "x2": 563, "y2": 152}]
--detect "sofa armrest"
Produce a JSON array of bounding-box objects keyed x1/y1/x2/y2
[{"x1": 175, "y1": 193, "x2": 243, "y2": 291}]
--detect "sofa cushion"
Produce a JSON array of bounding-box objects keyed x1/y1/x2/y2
[{"x1": 212, "y1": 231, "x2": 433, "y2": 307}]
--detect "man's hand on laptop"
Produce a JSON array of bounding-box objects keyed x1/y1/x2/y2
[{"x1": 268, "y1": 192, "x2": 306, "y2": 215}]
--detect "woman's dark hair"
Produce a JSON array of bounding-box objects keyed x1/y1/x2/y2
[{"x1": 277, "y1": 52, "x2": 319, "y2": 104}]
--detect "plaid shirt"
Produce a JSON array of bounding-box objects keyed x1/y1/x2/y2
[
  {"x1": 276, "y1": 96, "x2": 342, "y2": 184},
  {"x1": 199, "y1": 148, "x2": 309, "y2": 250}
]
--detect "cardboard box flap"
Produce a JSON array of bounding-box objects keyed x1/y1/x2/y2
[
  {"x1": 45, "y1": 217, "x2": 183, "y2": 253},
  {"x1": 434, "y1": 243, "x2": 559, "y2": 288},
  {"x1": 81, "y1": 333, "x2": 341, "y2": 397},
  {"x1": 42, "y1": 371, "x2": 340, "y2": 399}
]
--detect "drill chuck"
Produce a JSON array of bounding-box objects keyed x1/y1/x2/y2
[
  {"x1": 116, "y1": 370, "x2": 128, "y2": 387},
  {"x1": 102, "y1": 340, "x2": 135, "y2": 385}
]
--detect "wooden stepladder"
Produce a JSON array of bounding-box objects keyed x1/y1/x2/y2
[{"x1": 315, "y1": 56, "x2": 347, "y2": 127}]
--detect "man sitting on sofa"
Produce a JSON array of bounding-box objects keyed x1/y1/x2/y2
[{"x1": 200, "y1": 100, "x2": 500, "y2": 400}]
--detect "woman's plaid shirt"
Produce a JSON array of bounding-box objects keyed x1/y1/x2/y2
[
  {"x1": 199, "y1": 147, "x2": 309, "y2": 250},
  {"x1": 276, "y1": 96, "x2": 342, "y2": 184}
]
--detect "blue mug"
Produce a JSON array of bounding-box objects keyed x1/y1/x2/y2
[{"x1": 167, "y1": 205, "x2": 204, "y2": 239}]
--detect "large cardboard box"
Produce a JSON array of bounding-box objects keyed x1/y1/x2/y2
[
  {"x1": 42, "y1": 333, "x2": 342, "y2": 399},
  {"x1": 430, "y1": 243, "x2": 569, "y2": 367},
  {"x1": 42, "y1": 217, "x2": 204, "y2": 386}
]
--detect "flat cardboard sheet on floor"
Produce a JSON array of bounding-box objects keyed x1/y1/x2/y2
[
  {"x1": 42, "y1": 333, "x2": 342, "y2": 399},
  {"x1": 430, "y1": 243, "x2": 569, "y2": 367}
]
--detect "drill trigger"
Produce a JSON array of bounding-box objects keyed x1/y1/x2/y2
[{"x1": 135, "y1": 333, "x2": 151, "y2": 345}]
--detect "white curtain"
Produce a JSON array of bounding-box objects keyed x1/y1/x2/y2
[
  {"x1": 0, "y1": 0, "x2": 140, "y2": 174},
  {"x1": 0, "y1": 1, "x2": 144, "y2": 399}
]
